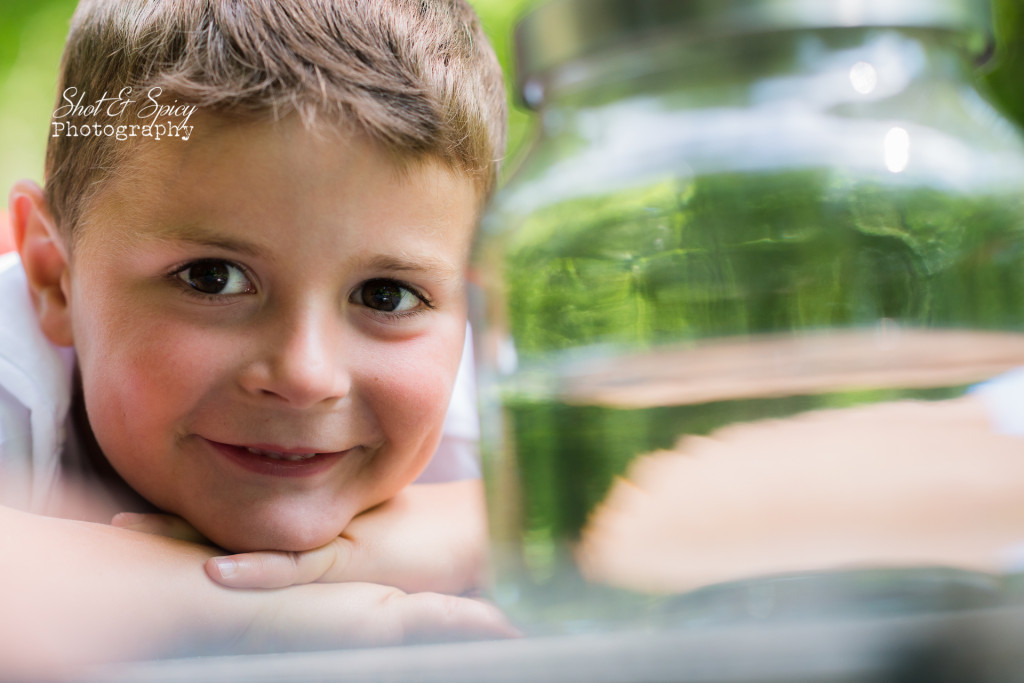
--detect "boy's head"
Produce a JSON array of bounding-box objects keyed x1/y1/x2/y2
[
  {"x1": 46, "y1": 0, "x2": 507, "y2": 244},
  {"x1": 13, "y1": 0, "x2": 507, "y2": 552}
]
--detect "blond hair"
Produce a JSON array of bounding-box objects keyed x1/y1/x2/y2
[{"x1": 44, "y1": 0, "x2": 507, "y2": 240}]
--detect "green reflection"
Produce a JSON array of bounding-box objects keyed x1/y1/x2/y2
[{"x1": 505, "y1": 171, "x2": 1024, "y2": 358}]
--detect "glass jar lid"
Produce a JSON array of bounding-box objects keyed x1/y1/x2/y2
[{"x1": 515, "y1": 0, "x2": 991, "y2": 107}]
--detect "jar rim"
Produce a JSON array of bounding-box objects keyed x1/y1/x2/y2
[{"x1": 515, "y1": 0, "x2": 991, "y2": 108}]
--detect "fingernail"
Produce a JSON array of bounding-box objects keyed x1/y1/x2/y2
[
  {"x1": 211, "y1": 557, "x2": 237, "y2": 579},
  {"x1": 111, "y1": 512, "x2": 141, "y2": 527}
]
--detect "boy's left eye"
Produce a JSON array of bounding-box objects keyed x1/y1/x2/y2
[
  {"x1": 174, "y1": 259, "x2": 255, "y2": 296},
  {"x1": 355, "y1": 279, "x2": 428, "y2": 313}
]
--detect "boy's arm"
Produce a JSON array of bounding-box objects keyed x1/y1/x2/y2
[
  {"x1": 0, "y1": 502, "x2": 513, "y2": 675},
  {"x1": 116, "y1": 479, "x2": 487, "y2": 594}
]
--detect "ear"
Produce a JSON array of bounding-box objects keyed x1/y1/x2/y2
[{"x1": 9, "y1": 180, "x2": 74, "y2": 347}]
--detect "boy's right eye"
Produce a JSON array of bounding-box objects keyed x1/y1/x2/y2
[{"x1": 174, "y1": 259, "x2": 255, "y2": 296}]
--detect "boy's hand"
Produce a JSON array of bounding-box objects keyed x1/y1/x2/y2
[
  {"x1": 113, "y1": 479, "x2": 487, "y2": 595},
  {"x1": 239, "y1": 581, "x2": 520, "y2": 653}
]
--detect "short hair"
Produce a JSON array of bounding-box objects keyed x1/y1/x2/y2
[{"x1": 44, "y1": 0, "x2": 507, "y2": 241}]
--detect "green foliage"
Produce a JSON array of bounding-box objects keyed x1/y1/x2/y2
[
  {"x1": 0, "y1": 0, "x2": 76, "y2": 197},
  {"x1": 465, "y1": 0, "x2": 544, "y2": 168},
  {"x1": 982, "y1": 0, "x2": 1024, "y2": 130}
]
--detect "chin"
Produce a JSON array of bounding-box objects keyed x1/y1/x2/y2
[{"x1": 197, "y1": 514, "x2": 352, "y2": 554}]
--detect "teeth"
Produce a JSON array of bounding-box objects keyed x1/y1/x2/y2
[{"x1": 246, "y1": 447, "x2": 318, "y2": 461}]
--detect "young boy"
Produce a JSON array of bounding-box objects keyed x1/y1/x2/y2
[{"x1": 0, "y1": 0, "x2": 512, "y2": 670}]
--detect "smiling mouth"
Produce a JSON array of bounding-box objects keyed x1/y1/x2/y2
[{"x1": 205, "y1": 439, "x2": 349, "y2": 477}]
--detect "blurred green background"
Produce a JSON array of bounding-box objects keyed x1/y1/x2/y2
[{"x1": 0, "y1": 0, "x2": 1020, "y2": 212}]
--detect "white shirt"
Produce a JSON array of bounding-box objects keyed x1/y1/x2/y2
[
  {"x1": 0, "y1": 253, "x2": 479, "y2": 513},
  {"x1": 0, "y1": 254, "x2": 76, "y2": 510}
]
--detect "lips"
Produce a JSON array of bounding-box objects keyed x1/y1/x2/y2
[{"x1": 205, "y1": 439, "x2": 349, "y2": 477}]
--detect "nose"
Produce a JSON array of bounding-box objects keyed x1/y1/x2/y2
[{"x1": 238, "y1": 304, "x2": 352, "y2": 409}]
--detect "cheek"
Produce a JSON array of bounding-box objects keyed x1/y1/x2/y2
[
  {"x1": 365, "y1": 329, "x2": 464, "y2": 446},
  {"x1": 74, "y1": 295, "x2": 232, "y2": 450}
]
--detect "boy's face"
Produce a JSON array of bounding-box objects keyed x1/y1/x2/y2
[{"x1": 65, "y1": 118, "x2": 478, "y2": 552}]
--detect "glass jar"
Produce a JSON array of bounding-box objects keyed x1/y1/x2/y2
[{"x1": 473, "y1": 0, "x2": 1024, "y2": 635}]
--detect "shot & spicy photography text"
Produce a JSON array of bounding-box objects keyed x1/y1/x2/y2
[{"x1": 51, "y1": 86, "x2": 197, "y2": 141}]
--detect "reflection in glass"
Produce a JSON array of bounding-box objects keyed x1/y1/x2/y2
[
  {"x1": 850, "y1": 60, "x2": 878, "y2": 94},
  {"x1": 884, "y1": 126, "x2": 910, "y2": 173}
]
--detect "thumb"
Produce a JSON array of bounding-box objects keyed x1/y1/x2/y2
[{"x1": 205, "y1": 537, "x2": 354, "y2": 589}]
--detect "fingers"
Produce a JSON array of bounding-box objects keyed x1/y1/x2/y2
[
  {"x1": 110, "y1": 512, "x2": 208, "y2": 543},
  {"x1": 206, "y1": 537, "x2": 353, "y2": 589},
  {"x1": 319, "y1": 481, "x2": 487, "y2": 594},
  {"x1": 206, "y1": 481, "x2": 487, "y2": 593}
]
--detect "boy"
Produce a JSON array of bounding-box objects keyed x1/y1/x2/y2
[{"x1": 0, "y1": 0, "x2": 513, "y2": 670}]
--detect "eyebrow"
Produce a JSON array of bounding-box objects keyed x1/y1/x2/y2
[
  {"x1": 363, "y1": 253, "x2": 462, "y2": 281},
  {"x1": 148, "y1": 224, "x2": 462, "y2": 280},
  {"x1": 147, "y1": 224, "x2": 268, "y2": 259}
]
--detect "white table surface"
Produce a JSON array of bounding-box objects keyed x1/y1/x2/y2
[{"x1": 69, "y1": 604, "x2": 1024, "y2": 683}]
